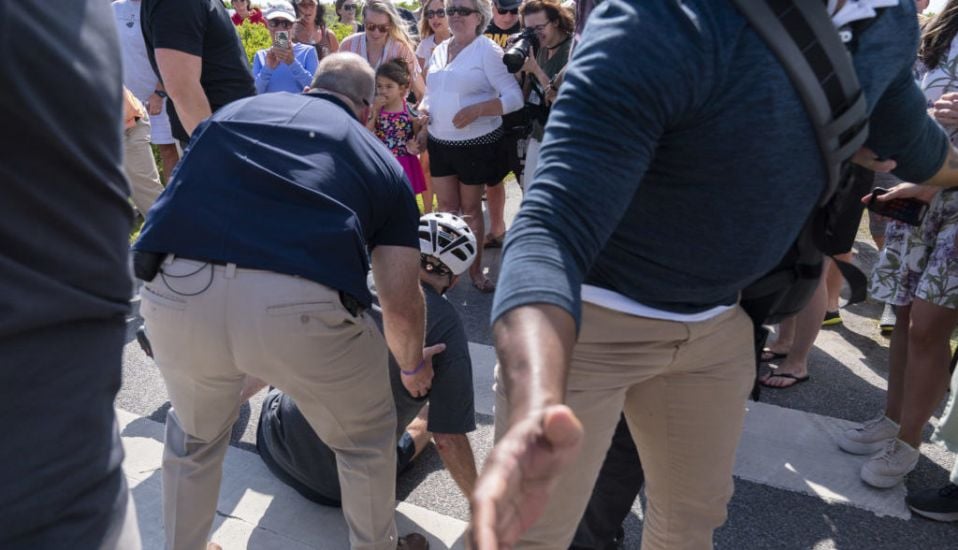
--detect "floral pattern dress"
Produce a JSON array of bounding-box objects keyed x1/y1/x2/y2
[
  {"x1": 373, "y1": 104, "x2": 427, "y2": 194},
  {"x1": 870, "y1": 38, "x2": 958, "y2": 309}
]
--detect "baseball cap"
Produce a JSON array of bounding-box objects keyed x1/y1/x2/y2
[
  {"x1": 494, "y1": 0, "x2": 522, "y2": 10},
  {"x1": 264, "y1": 0, "x2": 297, "y2": 21}
]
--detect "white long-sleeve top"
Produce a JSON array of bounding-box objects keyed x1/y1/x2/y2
[{"x1": 422, "y1": 35, "x2": 524, "y2": 141}]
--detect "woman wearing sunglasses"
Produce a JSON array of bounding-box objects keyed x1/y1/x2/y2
[
  {"x1": 339, "y1": 0, "x2": 425, "y2": 100},
  {"x1": 419, "y1": 0, "x2": 523, "y2": 292},
  {"x1": 417, "y1": 0, "x2": 450, "y2": 69},
  {"x1": 291, "y1": 0, "x2": 339, "y2": 60},
  {"x1": 336, "y1": 0, "x2": 364, "y2": 33}
]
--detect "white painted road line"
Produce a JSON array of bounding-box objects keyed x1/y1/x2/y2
[
  {"x1": 117, "y1": 409, "x2": 467, "y2": 550},
  {"x1": 737, "y1": 402, "x2": 910, "y2": 519}
]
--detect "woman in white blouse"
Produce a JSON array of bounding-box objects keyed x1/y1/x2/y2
[{"x1": 420, "y1": 0, "x2": 523, "y2": 292}]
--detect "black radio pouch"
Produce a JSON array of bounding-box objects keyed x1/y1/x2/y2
[{"x1": 132, "y1": 250, "x2": 164, "y2": 282}]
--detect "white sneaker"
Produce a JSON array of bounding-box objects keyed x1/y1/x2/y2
[
  {"x1": 838, "y1": 414, "x2": 899, "y2": 455},
  {"x1": 860, "y1": 438, "x2": 919, "y2": 489},
  {"x1": 879, "y1": 303, "x2": 896, "y2": 334}
]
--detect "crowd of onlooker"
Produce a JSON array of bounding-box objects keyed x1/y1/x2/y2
[{"x1": 116, "y1": 0, "x2": 575, "y2": 293}]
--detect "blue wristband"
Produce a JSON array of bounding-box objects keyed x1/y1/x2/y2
[{"x1": 401, "y1": 360, "x2": 426, "y2": 376}]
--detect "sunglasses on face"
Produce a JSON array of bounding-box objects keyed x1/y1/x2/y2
[
  {"x1": 497, "y1": 7, "x2": 519, "y2": 14},
  {"x1": 446, "y1": 6, "x2": 478, "y2": 16},
  {"x1": 342, "y1": 3, "x2": 357, "y2": 11},
  {"x1": 268, "y1": 19, "x2": 294, "y2": 29},
  {"x1": 366, "y1": 23, "x2": 390, "y2": 33},
  {"x1": 425, "y1": 8, "x2": 446, "y2": 18},
  {"x1": 525, "y1": 22, "x2": 551, "y2": 32}
]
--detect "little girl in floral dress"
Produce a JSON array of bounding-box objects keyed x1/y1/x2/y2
[{"x1": 367, "y1": 59, "x2": 427, "y2": 203}]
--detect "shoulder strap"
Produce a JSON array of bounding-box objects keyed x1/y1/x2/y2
[{"x1": 729, "y1": 0, "x2": 869, "y2": 206}]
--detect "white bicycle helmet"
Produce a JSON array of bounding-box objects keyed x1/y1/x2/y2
[{"x1": 418, "y1": 213, "x2": 478, "y2": 276}]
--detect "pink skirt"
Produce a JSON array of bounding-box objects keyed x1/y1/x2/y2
[{"x1": 397, "y1": 154, "x2": 427, "y2": 194}]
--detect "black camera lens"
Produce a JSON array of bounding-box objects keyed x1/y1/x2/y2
[{"x1": 503, "y1": 28, "x2": 540, "y2": 73}]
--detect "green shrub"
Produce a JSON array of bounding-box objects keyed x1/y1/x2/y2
[
  {"x1": 236, "y1": 19, "x2": 272, "y2": 66},
  {"x1": 329, "y1": 21, "x2": 355, "y2": 43}
]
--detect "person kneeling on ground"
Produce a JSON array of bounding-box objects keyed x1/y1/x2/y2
[{"x1": 253, "y1": 212, "x2": 481, "y2": 503}]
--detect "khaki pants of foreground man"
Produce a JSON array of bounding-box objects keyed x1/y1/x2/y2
[
  {"x1": 141, "y1": 257, "x2": 398, "y2": 550},
  {"x1": 495, "y1": 303, "x2": 755, "y2": 550}
]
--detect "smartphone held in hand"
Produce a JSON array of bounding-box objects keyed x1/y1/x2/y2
[
  {"x1": 867, "y1": 188, "x2": 929, "y2": 226},
  {"x1": 274, "y1": 30, "x2": 290, "y2": 49}
]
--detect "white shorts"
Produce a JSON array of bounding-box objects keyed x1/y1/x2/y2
[{"x1": 148, "y1": 100, "x2": 174, "y2": 145}]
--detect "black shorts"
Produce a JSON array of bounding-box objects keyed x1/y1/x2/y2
[{"x1": 427, "y1": 127, "x2": 511, "y2": 185}]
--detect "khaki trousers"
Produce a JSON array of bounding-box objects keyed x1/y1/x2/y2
[
  {"x1": 141, "y1": 257, "x2": 398, "y2": 550},
  {"x1": 123, "y1": 116, "x2": 164, "y2": 216},
  {"x1": 495, "y1": 302, "x2": 754, "y2": 550}
]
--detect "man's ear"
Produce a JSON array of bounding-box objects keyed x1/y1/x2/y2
[{"x1": 358, "y1": 105, "x2": 372, "y2": 124}]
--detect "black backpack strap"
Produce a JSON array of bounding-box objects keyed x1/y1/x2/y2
[{"x1": 729, "y1": 0, "x2": 869, "y2": 205}]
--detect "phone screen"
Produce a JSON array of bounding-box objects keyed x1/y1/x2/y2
[{"x1": 275, "y1": 31, "x2": 290, "y2": 49}]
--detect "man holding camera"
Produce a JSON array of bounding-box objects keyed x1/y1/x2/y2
[{"x1": 134, "y1": 53, "x2": 430, "y2": 550}]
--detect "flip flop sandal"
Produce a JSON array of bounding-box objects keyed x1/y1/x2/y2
[{"x1": 759, "y1": 372, "x2": 810, "y2": 389}]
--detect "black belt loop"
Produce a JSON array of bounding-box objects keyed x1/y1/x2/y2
[{"x1": 339, "y1": 291, "x2": 363, "y2": 317}]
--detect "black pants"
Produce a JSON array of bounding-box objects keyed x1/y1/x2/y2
[
  {"x1": 570, "y1": 414, "x2": 645, "y2": 550},
  {"x1": 0, "y1": 320, "x2": 129, "y2": 549}
]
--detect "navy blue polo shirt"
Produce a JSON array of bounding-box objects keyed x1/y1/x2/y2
[{"x1": 135, "y1": 92, "x2": 420, "y2": 307}]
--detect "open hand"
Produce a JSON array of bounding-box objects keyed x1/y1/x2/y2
[{"x1": 469, "y1": 405, "x2": 584, "y2": 549}]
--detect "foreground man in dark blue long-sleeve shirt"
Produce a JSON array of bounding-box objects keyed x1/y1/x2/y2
[{"x1": 471, "y1": 1, "x2": 958, "y2": 549}]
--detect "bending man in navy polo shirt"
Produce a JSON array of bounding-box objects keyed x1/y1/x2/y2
[{"x1": 134, "y1": 53, "x2": 431, "y2": 550}]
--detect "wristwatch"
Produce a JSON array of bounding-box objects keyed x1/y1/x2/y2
[{"x1": 153, "y1": 89, "x2": 168, "y2": 99}]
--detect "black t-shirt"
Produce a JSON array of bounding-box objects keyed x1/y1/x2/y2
[
  {"x1": 141, "y1": 0, "x2": 255, "y2": 141},
  {"x1": 0, "y1": 1, "x2": 133, "y2": 337},
  {"x1": 484, "y1": 21, "x2": 520, "y2": 48}
]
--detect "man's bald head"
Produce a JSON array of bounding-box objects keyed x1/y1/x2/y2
[{"x1": 309, "y1": 52, "x2": 376, "y2": 113}]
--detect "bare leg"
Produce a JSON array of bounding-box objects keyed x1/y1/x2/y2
[
  {"x1": 157, "y1": 143, "x2": 180, "y2": 185},
  {"x1": 759, "y1": 267, "x2": 827, "y2": 387},
  {"x1": 896, "y1": 299, "x2": 958, "y2": 448},
  {"x1": 419, "y1": 151, "x2": 434, "y2": 214},
  {"x1": 432, "y1": 175, "x2": 461, "y2": 214},
  {"x1": 765, "y1": 316, "x2": 796, "y2": 356},
  {"x1": 433, "y1": 432, "x2": 478, "y2": 497},
  {"x1": 485, "y1": 182, "x2": 507, "y2": 239},
  {"x1": 405, "y1": 406, "x2": 432, "y2": 459},
  {"x1": 884, "y1": 304, "x2": 911, "y2": 424},
  {"x1": 826, "y1": 252, "x2": 852, "y2": 313},
  {"x1": 459, "y1": 183, "x2": 492, "y2": 290}
]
